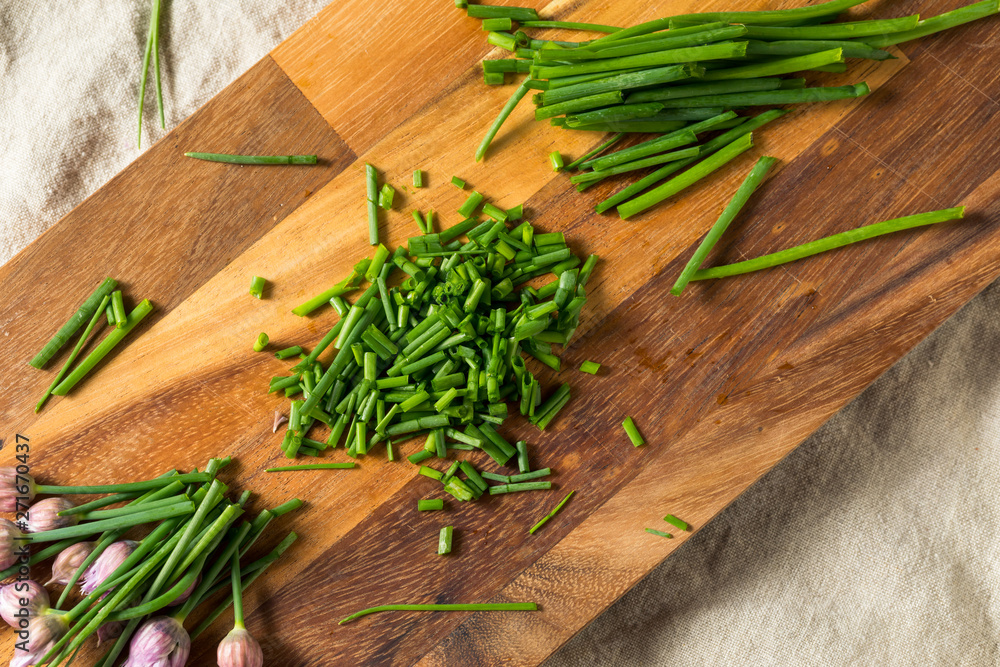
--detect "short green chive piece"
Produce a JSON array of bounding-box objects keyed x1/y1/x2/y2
[
  {"x1": 414, "y1": 170, "x2": 425, "y2": 188},
  {"x1": 579, "y1": 360, "x2": 601, "y2": 374},
  {"x1": 253, "y1": 333, "x2": 269, "y2": 352},
  {"x1": 549, "y1": 151, "x2": 565, "y2": 172},
  {"x1": 110, "y1": 291, "x2": 127, "y2": 330},
  {"x1": 663, "y1": 514, "x2": 690, "y2": 531},
  {"x1": 418, "y1": 499, "x2": 445, "y2": 511},
  {"x1": 645, "y1": 528, "x2": 673, "y2": 538},
  {"x1": 249, "y1": 276, "x2": 267, "y2": 299},
  {"x1": 378, "y1": 183, "x2": 396, "y2": 210},
  {"x1": 529, "y1": 490, "x2": 575, "y2": 534},
  {"x1": 622, "y1": 416, "x2": 644, "y2": 447},
  {"x1": 438, "y1": 525, "x2": 454, "y2": 554},
  {"x1": 452, "y1": 176, "x2": 466, "y2": 189},
  {"x1": 366, "y1": 163, "x2": 379, "y2": 245}
]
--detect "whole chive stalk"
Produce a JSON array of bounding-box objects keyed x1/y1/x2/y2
[
  {"x1": 35, "y1": 294, "x2": 111, "y2": 412},
  {"x1": 249, "y1": 276, "x2": 267, "y2": 299},
  {"x1": 671, "y1": 156, "x2": 779, "y2": 296},
  {"x1": 622, "y1": 416, "x2": 644, "y2": 447},
  {"x1": 691, "y1": 207, "x2": 967, "y2": 281},
  {"x1": 29, "y1": 277, "x2": 118, "y2": 369},
  {"x1": 529, "y1": 490, "x2": 574, "y2": 534},
  {"x1": 184, "y1": 152, "x2": 318, "y2": 164},
  {"x1": 50, "y1": 299, "x2": 154, "y2": 396},
  {"x1": 532, "y1": 42, "x2": 747, "y2": 79},
  {"x1": 866, "y1": 0, "x2": 1000, "y2": 48},
  {"x1": 520, "y1": 20, "x2": 620, "y2": 32},
  {"x1": 702, "y1": 48, "x2": 843, "y2": 81},
  {"x1": 653, "y1": 83, "x2": 870, "y2": 108},
  {"x1": 339, "y1": 601, "x2": 537, "y2": 624}
]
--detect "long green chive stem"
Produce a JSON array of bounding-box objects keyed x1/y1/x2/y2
[
  {"x1": 745, "y1": 39, "x2": 892, "y2": 61},
  {"x1": 663, "y1": 514, "x2": 691, "y2": 531},
  {"x1": 231, "y1": 549, "x2": 245, "y2": 628},
  {"x1": 692, "y1": 207, "x2": 967, "y2": 281},
  {"x1": 703, "y1": 48, "x2": 843, "y2": 81},
  {"x1": 538, "y1": 63, "x2": 698, "y2": 107},
  {"x1": 50, "y1": 299, "x2": 154, "y2": 395},
  {"x1": 37, "y1": 471, "x2": 209, "y2": 496},
  {"x1": 521, "y1": 20, "x2": 620, "y2": 32},
  {"x1": 489, "y1": 481, "x2": 552, "y2": 494},
  {"x1": 586, "y1": 115, "x2": 730, "y2": 170},
  {"x1": 672, "y1": 156, "x2": 779, "y2": 295},
  {"x1": 151, "y1": 0, "x2": 164, "y2": 128},
  {"x1": 532, "y1": 42, "x2": 747, "y2": 79},
  {"x1": 77, "y1": 495, "x2": 191, "y2": 521},
  {"x1": 266, "y1": 463, "x2": 356, "y2": 471},
  {"x1": 573, "y1": 146, "x2": 701, "y2": 182},
  {"x1": 137, "y1": 1, "x2": 156, "y2": 147},
  {"x1": 747, "y1": 15, "x2": 919, "y2": 39},
  {"x1": 466, "y1": 4, "x2": 539, "y2": 21},
  {"x1": 27, "y1": 501, "x2": 194, "y2": 543},
  {"x1": 339, "y1": 602, "x2": 537, "y2": 624},
  {"x1": 655, "y1": 82, "x2": 870, "y2": 108},
  {"x1": 617, "y1": 132, "x2": 755, "y2": 219},
  {"x1": 866, "y1": 0, "x2": 1000, "y2": 48},
  {"x1": 476, "y1": 79, "x2": 534, "y2": 161},
  {"x1": 622, "y1": 416, "x2": 645, "y2": 447},
  {"x1": 35, "y1": 293, "x2": 111, "y2": 412},
  {"x1": 29, "y1": 277, "x2": 118, "y2": 369},
  {"x1": 183, "y1": 152, "x2": 318, "y2": 164},
  {"x1": 529, "y1": 490, "x2": 574, "y2": 534},
  {"x1": 565, "y1": 133, "x2": 624, "y2": 171},
  {"x1": 628, "y1": 77, "x2": 787, "y2": 104},
  {"x1": 545, "y1": 24, "x2": 748, "y2": 62},
  {"x1": 646, "y1": 528, "x2": 673, "y2": 538}
]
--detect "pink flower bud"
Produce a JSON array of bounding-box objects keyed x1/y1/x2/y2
[
  {"x1": 10, "y1": 612, "x2": 68, "y2": 667},
  {"x1": 217, "y1": 626, "x2": 263, "y2": 667},
  {"x1": 0, "y1": 468, "x2": 35, "y2": 513},
  {"x1": 0, "y1": 518, "x2": 26, "y2": 570},
  {"x1": 25, "y1": 498, "x2": 78, "y2": 533},
  {"x1": 124, "y1": 616, "x2": 190, "y2": 667},
  {"x1": 0, "y1": 580, "x2": 50, "y2": 628},
  {"x1": 47, "y1": 541, "x2": 96, "y2": 586},
  {"x1": 82, "y1": 540, "x2": 139, "y2": 595}
]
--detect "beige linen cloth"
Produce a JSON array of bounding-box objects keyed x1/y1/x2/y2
[{"x1": 2, "y1": 2, "x2": 998, "y2": 665}]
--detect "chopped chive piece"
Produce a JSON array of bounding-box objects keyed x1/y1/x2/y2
[
  {"x1": 672, "y1": 156, "x2": 778, "y2": 296},
  {"x1": 51, "y1": 299, "x2": 154, "y2": 396},
  {"x1": 622, "y1": 416, "x2": 644, "y2": 447},
  {"x1": 183, "y1": 153, "x2": 318, "y2": 164},
  {"x1": 510, "y1": 468, "x2": 550, "y2": 483},
  {"x1": 516, "y1": 440, "x2": 529, "y2": 474},
  {"x1": 549, "y1": 151, "x2": 565, "y2": 172},
  {"x1": 529, "y1": 490, "x2": 574, "y2": 534},
  {"x1": 467, "y1": 4, "x2": 539, "y2": 21},
  {"x1": 438, "y1": 525, "x2": 454, "y2": 554},
  {"x1": 110, "y1": 290, "x2": 127, "y2": 330},
  {"x1": 663, "y1": 514, "x2": 690, "y2": 531},
  {"x1": 378, "y1": 183, "x2": 396, "y2": 210},
  {"x1": 579, "y1": 360, "x2": 601, "y2": 374},
  {"x1": 266, "y1": 463, "x2": 356, "y2": 472},
  {"x1": 692, "y1": 207, "x2": 966, "y2": 281},
  {"x1": 249, "y1": 276, "x2": 267, "y2": 299},
  {"x1": 414, "y1": 170, "x2": 425, "y2": 188},
  {"x1": 408, "y1": 450, "x2": 435, "y2": 464},
  {"x1": 489, "y1": 481, "x2": 552, "y2": 494},
  {"x1": 366, "y1": 163, "x2": 379, "y2": 245},
  {"x1": 645, "y1": 528, "x2": 673, "y2": 538},
  {"x1": 105, "y1": 303, "x2": 116, "y2": 327},
  {"x1": 451, "y1": 175, "x2": 466, "y2": 189},
  {"x1": 253, "y1": 332, "x2": 269, "y2": 352},
  {"x1": 274, "y1": 346, "x2": 304, "y2": 360},
  {"x1": 482, "y1": 17, "x2": 514, "y2": 31},
  {"x1": 29, "y1": 277, "x2": 118, "y2": 369},
  {"x1": 458, "y1": 191, "x2": 485, "y2": 217},
  {"x1": 339, "y1": 602, "x2": 537, "y2": 624},
  {"x1": 481, "y1": 472, "x2": 511, "y2": 484},
  {"x1": 418, "y1": 499, "x2": 445, "y2": 511}
]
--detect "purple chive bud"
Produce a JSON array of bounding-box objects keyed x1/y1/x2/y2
[
  {"x1": 0, "y1": 468, "x2": 35, "y2": 513},
  {"x1": 10, "y1": 613, "x2": 68, "y2": 667},
  {"x1": 0, "y1": 580, "x2": 50, "y2": 628},
  {"x1": 0, "y1": 519, "x2": 25, "y2": 570},
  {"x1": 25, "y1": 497, "x2": 78, "y2": 533},
  {"x1": 173, "y1": 574, "x2": 200, "y2": 606},
  {"x1": 273, "y1": 411, "x2": 288, "y2": 433},
  {"x1": 81, "y1": 540, "x2": 138, "y2": 595},
  {"x1": 217, "y1": 626, "x2": 264, "y2": 667},
  {"x1": 47, "y1": 541, "x2": 96, "y2": 586},
  {"x1": 124, "y1": 616, "x2": 190, "y2": 667}
]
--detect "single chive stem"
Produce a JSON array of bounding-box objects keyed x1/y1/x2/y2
[
  {"x1": 50, "y1": 299, "x2": 154, "y2": 396},
  {"x1": 692, "y1": 207, "x2": 967, "y2": 281},
  {"x1": 231, "y1": 549, "x2": 245, "y2": 628},
  {"x1": 529, "y1": 490, "x2": 575, "y2": 534},
  {"x1": 565, "y1": 133, "x2": 624, "y2": 171},
  {"x1": 29, "y1": 277, "x2": 118, "y2": 369},
  {"x1": 27, "y1": 501, "x2": 195, "y2": 543},
  {"x1": 36, "y1": 471, "x2": 210, "y2": 495},
  {"x1": 520, "y1": 20, "x2": 621, "y2": 32},
  {"x1": 339, "y1": 602, "x2": 538, "y2": 624},
  {"x1": 672, "y1": 156, "x2": 779, "y2": 296},
  {"x1": 646, "y1": 528, "x2": 673, "y2": 538},
  {"x1": 183, "y1": 152, "x2": 318, "y2": 164},
  {"x1": 476, "y1": 79, "x2": 533, "y2": 162},
  {"x1": 265, "y1": 463, "x2": 356, "y2": 472}
]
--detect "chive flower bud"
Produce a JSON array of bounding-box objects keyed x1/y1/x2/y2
[
  {"x1": 0, "y1": 468, "x2": 35, "y2": 512},
  {"x1": 217, "y1": 626, "x2": 264, "y2": 667},
  {"x1": 0, "y1": 519, "x2": 25, "y2": 570},
  {"x1": 82, "y1": 540, "x2": 139, "y2": 595},
  {"x1": 98, "y1": 617, "x2": 127, "y2": 645},
  {"x1": 10, "y1": 613, "x2": 68, "y2": 667},
  {"x1": 46, "y1": 541, "x2": 96, "y2": 586},
  {"x1": 173, "y1": 574, "x2": 200, "y2": 605},
  {"x1": 25, "y1": 498, "x2": 78, "y2": 533},
  {"x1": 124, "y1": 616, "x2": 191, "y2": 667},
  {"x1": 0, "y1": 580, "x2": 50, "y2": 628}
]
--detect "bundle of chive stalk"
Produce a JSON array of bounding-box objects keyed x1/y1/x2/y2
[
  {"x1": 138, "y1": 0, "x2": 166, "y2": 147},
  {"x1": 0, "y1": 458, "x2": 297, "y2": 666},
  {"x1": 265, "y1": 169, "x2": 595, "y2": 506},
  {"x1": 464, "y1": 0, "x2": 999, "y2": 217},
  {"x1": 28, "y1": 279, "x2": 153, "y2": 413}
]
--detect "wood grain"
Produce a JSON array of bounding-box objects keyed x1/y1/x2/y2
[{"x1": 1, "y1": 0, "x2": 999, "y2": 665}]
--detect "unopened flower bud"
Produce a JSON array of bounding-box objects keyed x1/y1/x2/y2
[
  {"x1": 0, "y1": 518, "x2": 26, "y2": 570},
  {"x1": 47, "y1": 541, "x2": 96, "y2": 586},
  {"x1": 0, "y1": 468, "x2": 35, "y2": 513},
  {"x1": 124, "y1": 616, "x2": 190, "y2": 667},
  {"x1": 10, "y1": 612, "x2": 68, "y2": 667},
  {"x1": 0, "y1": 580, "x2": 50, "y2": 628},
  {"x1": 82, "y1": 540, "x2": 138, "y2": 595},
  {"x1": 25, "y1": 498, "x2": 78, "y2": 533},
  {"x1": 217, "y1": 626, "x2": 263, "y2": 667}
]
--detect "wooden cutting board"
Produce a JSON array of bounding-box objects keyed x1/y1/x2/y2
[{"x1": 2, "y1": 0, "x2": 999, "y2": 664}]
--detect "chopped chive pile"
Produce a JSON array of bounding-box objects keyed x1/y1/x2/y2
[{"x1": 461, "y1": 0, "x2": 998, "y2": 216}]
